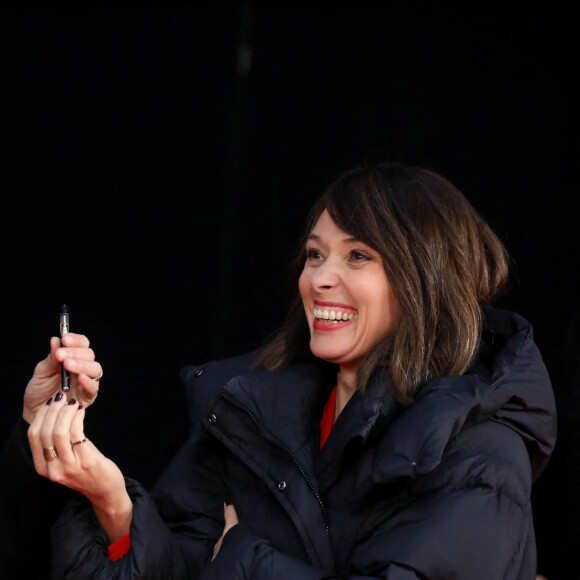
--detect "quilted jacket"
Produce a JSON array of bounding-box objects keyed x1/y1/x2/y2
[{"x1": 48, "y1": 306, "x2": 557, "y2": 579}]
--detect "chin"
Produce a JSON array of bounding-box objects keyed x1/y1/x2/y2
[{"x1": 309, "y1": 343, "x2": 346, "y2": 365}]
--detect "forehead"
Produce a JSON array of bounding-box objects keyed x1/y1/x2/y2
[
  {"x1": 308, "y1": 210, "x2": 354, "y2": 240},
  {"x1": 307, "y1": 209, "x2": 385, "y2": 260}
]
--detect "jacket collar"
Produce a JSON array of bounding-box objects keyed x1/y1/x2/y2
[
  {"x1": 210, "y1": 307, "x2": 555, "y2": 488},
  {"x1": 218, "y1": 359, "x2": 334, "y2": 453},
  {"x1": 361, "y1": 306, "x2": 557, "y2": 488}
]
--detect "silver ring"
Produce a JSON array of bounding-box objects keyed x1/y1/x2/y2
[{"x1": 92, "y1": 370, "x2": 103, "y2": 382}]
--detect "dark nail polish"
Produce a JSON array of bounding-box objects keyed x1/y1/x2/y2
[
  {"x1": 77, "y1": 405, "x2": 83, "y2": 410},
  {"x1": 67, "y1": 398, "x2": 77, "y2": 406},
  {"x1": 225, "y1": 498, "x2": 232, "y2": 506},
  {"x1": 46, "y1": 397, "x2": 54, "y2": 405},
  {"x1": 55, "y1": 392, "x2": 64, "y2": 402}
]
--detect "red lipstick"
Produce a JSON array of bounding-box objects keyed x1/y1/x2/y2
[
  {"x1": 313, "y1": 319, "x2": 354, "y2": 331},
  {"x1": 314, "y1": 300, "x2": 357, "y2": 311}
]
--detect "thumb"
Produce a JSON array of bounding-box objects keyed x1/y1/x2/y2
[{"x1": 223, "y1": 503, "x2": 239, "y2": 532}]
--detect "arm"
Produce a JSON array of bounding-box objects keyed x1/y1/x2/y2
[
  {"x1": 27, "y1": 393, "x2": 132, "y2": 544},
  {"x1": 0, "y1": 418, "x2": 72, "y2": 577},
  {"x1": 48, "y1": 422, "x2": 228, "y2": 579},
  {"x1": 204, "y1": 482, "x2": 532, "y2": 580},
  {"x1": 47, "y1": 432, "x2": 532, "y2": 579},
  {"x1": 0, "y1": 333, "x2": 103, "y2": 577},
  {"x1": 23, "y1": 333, "x2": 128, "y2": 543},
  {"x1": 206, "y1": 423, "x2": 534, "y2": 580}
]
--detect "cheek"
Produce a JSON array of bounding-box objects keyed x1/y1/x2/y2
[
  {"x1": 379, "y1": 287, "x2": 401, "y2": 333},
  {"x1": 298, "y1": 271, "x2": 314, "y2": 329},
  {"x1": 298, "y1": 269, "x2": 310, "y2": 302},
  {"x1": 367, "y1": 278, "x2": 401, "y2": 337}
]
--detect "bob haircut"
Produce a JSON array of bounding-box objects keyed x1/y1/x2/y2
[{"x1": 255, "y1": 162, "x2": 509, "y2": 404}]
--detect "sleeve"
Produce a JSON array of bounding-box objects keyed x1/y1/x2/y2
[
  {"x1": 203, "y1": 423, "x2": 535, "y2": 580},
  {"x1": 349, "y1": 483, "x2": 534, "y2": 579},
  {"x1": 0, "y1": 418, "x2": 72, "y2": 579},
  {"x1": 50, "y1": 422, "x2": 228, "y2": 579},
  {"x1": 202, "y1": 481, "x2": 532, "y2": 580}
]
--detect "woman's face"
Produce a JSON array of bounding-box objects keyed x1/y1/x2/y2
[{"x1": 299, "y1": 210, "x2": 401, "y2": 371}]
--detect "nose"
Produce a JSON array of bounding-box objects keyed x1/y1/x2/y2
[{"x1": 310, "y1": 260, "x2": 340, "y2": 291}]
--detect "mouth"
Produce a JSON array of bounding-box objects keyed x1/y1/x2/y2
[
  {"x1": 312, "y1": 303, "x2": 358, "y2": 330},
  {"x1": 313, "y1": 306, "x2": 358, "y2": 323}
]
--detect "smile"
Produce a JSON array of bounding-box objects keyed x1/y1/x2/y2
[{"x1": 314, "y1": 307, "x2": 358, "y2": 323}]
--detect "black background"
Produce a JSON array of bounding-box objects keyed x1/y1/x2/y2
[{"x1": 1, "y1": 3, "x2": 577, "y2": 576}]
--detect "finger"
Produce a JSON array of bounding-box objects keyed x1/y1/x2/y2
[
  {"x1": 69, "y1": 407, "x2": 92, "y2": 460},
  {"x1": 49, "y1": 336, "x2": 62, "y2": 363},
  {"x1": 32, "y1": 337, "x2": 63, "y2": 378},
  {"x1": 212, "y1": 537, "x2": 223, "y2": 561},
  {"x1": 63, "y1": 359, "x2": 101, "y2": 381},
  {"x1": 69, "y1": 405, "x2": 86, "y2": 443},
  {"x1": 213, "y1": 503, "x2": 239, "y2": 561},
  {"x1": 74, "y1": 373, "x2": 101, "y2": 406},
  {"x1": 223, "y1": 504, "x2": 239, "y2": 532},
  {"x1": 68, "y1": 408, "x2": 102, "y2": 476},
  {"x1": 39, "y1": 393, "x2": 68, "y2": 451},
  {"x1": 28, "y1": 399, "x2": 53, "y2": 476},
  {"x1": 52, "y1": 398, "x2": 83, "y2": 464},
  {"x1": 56, "y1": 346, "x2": 96, "y2": 365},
  {"x1": 60, "y1": 333, "x2": 91, "y2": 348}
]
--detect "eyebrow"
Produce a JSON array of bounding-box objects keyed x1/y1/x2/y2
[{"x1": 307, "y1": 233, "x2": 358, "y2": 244}]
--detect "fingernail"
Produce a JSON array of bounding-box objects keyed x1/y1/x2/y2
[
  {"x1": 67, "y1": 398, "x2": 77, "y2": 406},
  {"x1": 55, "y1": 392, "x2": 64, "y2": 402},
  {"x1": 77, "y1": 405, "x2": 83, "y2": 410},
  {"x1": 46, "y1": 397, "x2": 54, "y2": 405},
  {"x1": 225, "y1": 499, "x2": 232, "y2": 506}
]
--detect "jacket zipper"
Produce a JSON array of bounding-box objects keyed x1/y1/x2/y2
[{"x1": 220, "y1": 393, "x2": 330, "y2": 535}]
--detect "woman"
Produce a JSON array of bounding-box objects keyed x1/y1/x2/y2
[{"x1": 20, "y1": 162, "x2": 556, "y2": 578}]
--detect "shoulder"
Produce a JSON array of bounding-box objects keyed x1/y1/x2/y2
[
  {"x1": 416, "y1": 419, "x2": 533, "y2": 508},
  {"x1": 180, "y1": 349, "x2": 263, "y2": 421}
]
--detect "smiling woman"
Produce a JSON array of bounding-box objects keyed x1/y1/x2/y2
[
  {"x1": 298, "y1": 210, "x2": 401, "y2": 409},
  {"x1": 257, "y1": 163, "x2": 509, "y2": 404},
  {"x1": 9, "y1": 161, "x2": 556, "y2": 579}
]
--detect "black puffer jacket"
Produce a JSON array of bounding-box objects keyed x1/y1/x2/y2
[{"x1": 51, "y1": 307, "x2": 556, "y2": 579}]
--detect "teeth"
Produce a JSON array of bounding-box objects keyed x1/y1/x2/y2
[{"x1": 313, "y1": 307, "x2": 357, "y2": 321}]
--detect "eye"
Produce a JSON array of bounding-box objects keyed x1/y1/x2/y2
[
  {"x1": 349, "y1": 249, "x2": 372, "y2": 262},
  {"x1": 305, "y1": 247, "x2": 323, "y2": 261}
]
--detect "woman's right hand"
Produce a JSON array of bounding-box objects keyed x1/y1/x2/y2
[
  {"x1": 23, "y1": 334, "x2": 102, "y2": 424},
  {"x1": 27, "y1": 392, "x2": 133, "y2": 543}
]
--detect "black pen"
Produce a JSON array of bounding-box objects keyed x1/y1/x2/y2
[{"x1": 60, "y1": 304, "x2": 70, "y2": 391}]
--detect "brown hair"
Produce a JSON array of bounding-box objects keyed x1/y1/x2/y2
[{"x1": 255, "y1": 162, "x2": 509, "y2": 404}]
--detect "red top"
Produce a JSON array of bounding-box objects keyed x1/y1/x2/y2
[
  {"x1": 108, "y1": 385, "x2": 338, "y2": 561},
  {"x1": 108, "y1": 530, "x2": 131, "y2": 561},
  {"x1": 319, "y1": 385, "x2": 337, "y2": 450}
]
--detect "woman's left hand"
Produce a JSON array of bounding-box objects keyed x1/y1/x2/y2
[{"x1": 212, "y1": 503, "x2": 239, "y2": 561}]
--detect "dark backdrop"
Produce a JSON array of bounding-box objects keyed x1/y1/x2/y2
[{"x1": 1, "y1": 3, "x2": 577, "y2": 577}]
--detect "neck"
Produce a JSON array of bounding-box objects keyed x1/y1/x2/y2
[{"x1": 334, "y1": 364, "x2": 358, "y2": 422}]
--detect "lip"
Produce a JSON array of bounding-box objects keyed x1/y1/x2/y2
[
  {"x1": 314, "y1": 300, "x2": 357, "y2": 312},
  {"x1": 312, "y1": 318, "x2": 356, "y2": 331}
]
